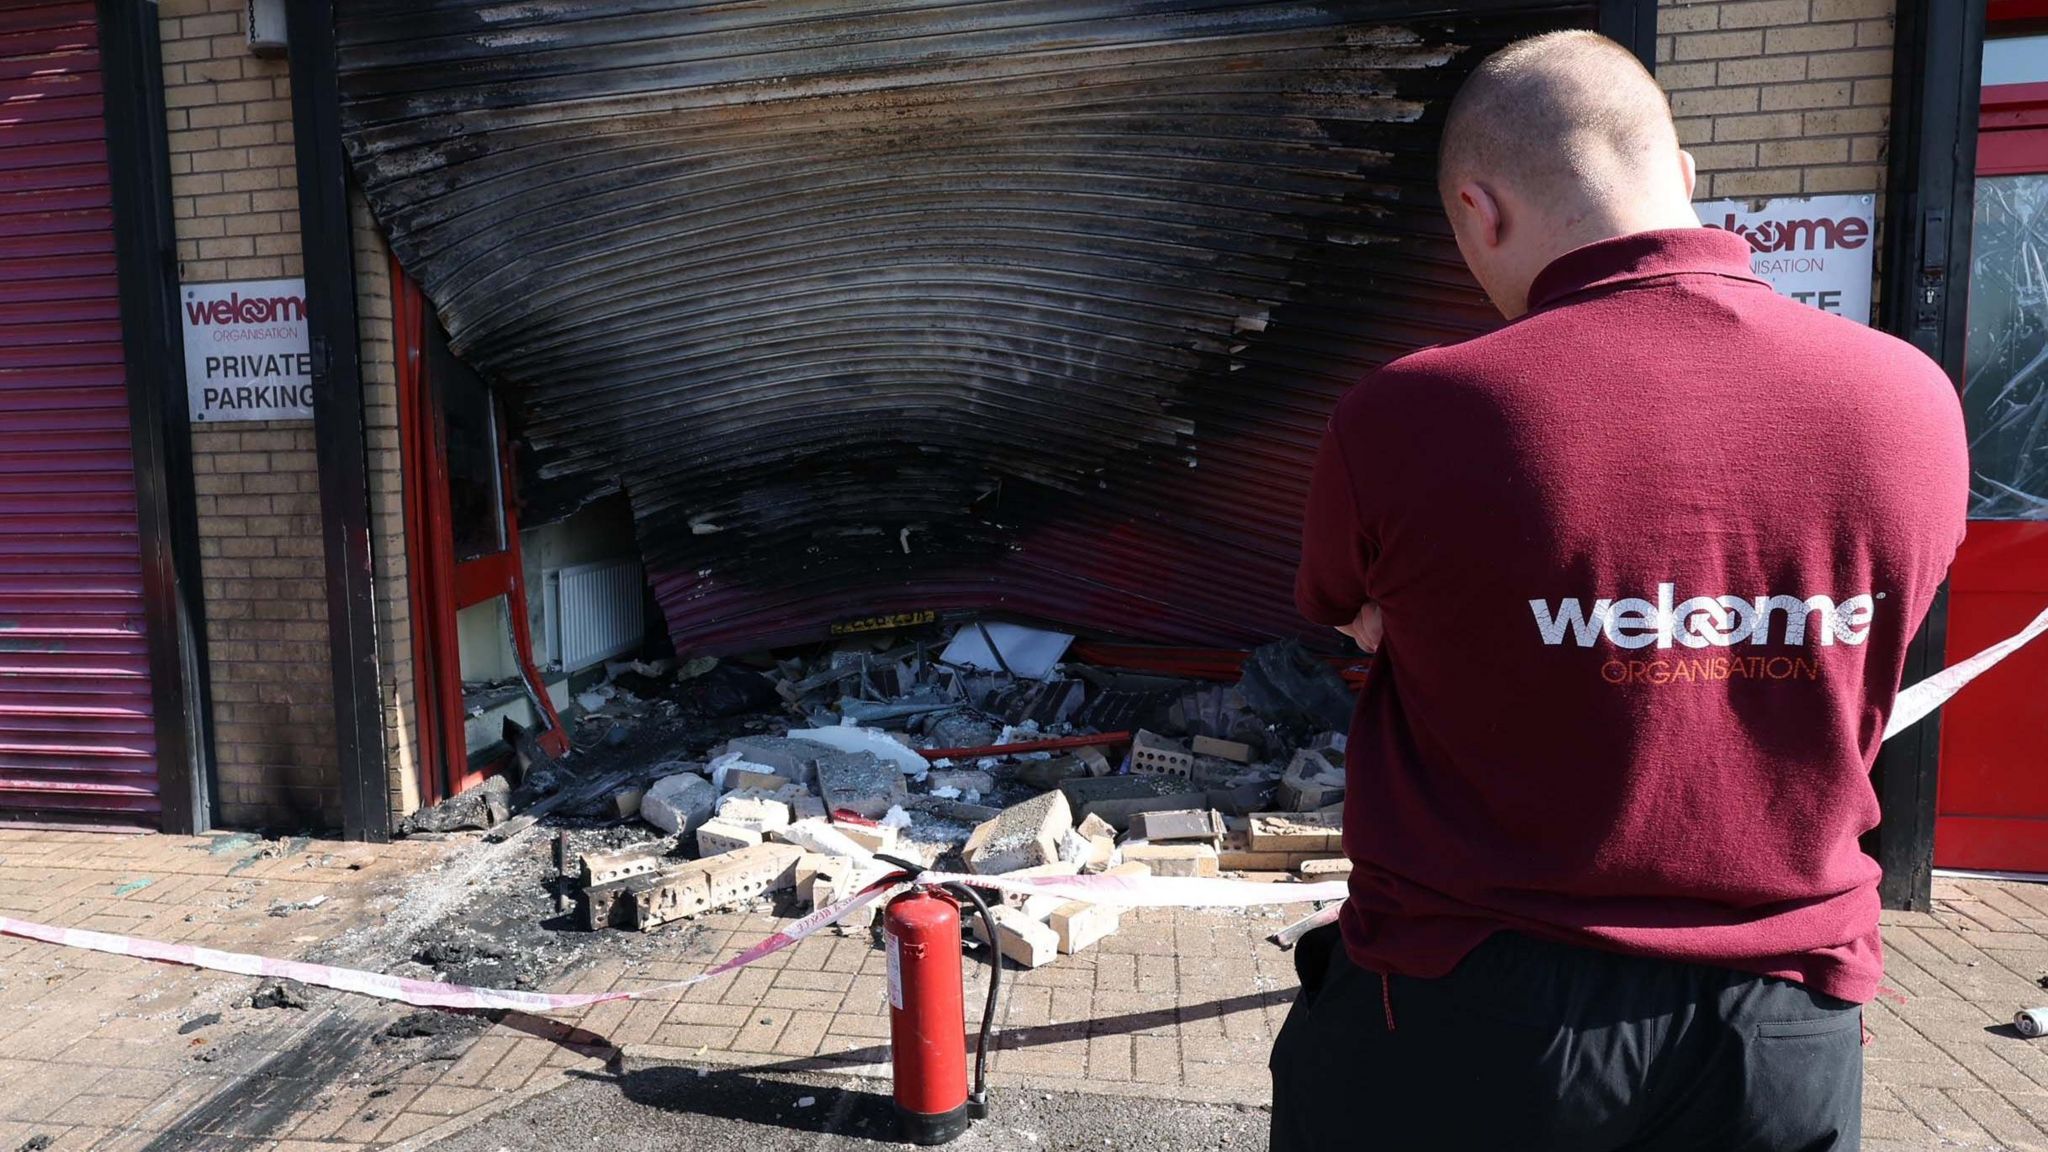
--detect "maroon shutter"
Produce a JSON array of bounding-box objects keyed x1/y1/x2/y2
[{"x1": 0, "y1": 2, "x2": 159, "y2": 826}]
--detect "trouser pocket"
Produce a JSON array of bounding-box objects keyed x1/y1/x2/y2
[{"x1": 1743, "y1": 1007, "x2": 1863, "y2": 1151}]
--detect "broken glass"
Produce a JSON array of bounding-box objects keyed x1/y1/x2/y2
[{"x1": 1965, "y1": 174, "x2": 2048, "y2": 518}]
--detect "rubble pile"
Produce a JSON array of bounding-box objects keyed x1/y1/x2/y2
[{"x1": 407, "y1": 622, "x2": 1362, "y2": 971}]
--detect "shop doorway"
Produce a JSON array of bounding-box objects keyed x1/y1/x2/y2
[
  {"x1": 393, "y1": 263, "x2": 568, "y2": 806},
  {"x1": 1937, "y1": 18, "x2": 2048, "y2": 871}
]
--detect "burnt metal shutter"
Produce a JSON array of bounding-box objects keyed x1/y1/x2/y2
[
  {"x1": 0, "y1": 2, "x2": 159, "y2": 826},
  {"x1": 337, "y1": 2, "x2": 1603, "y2": 655}
]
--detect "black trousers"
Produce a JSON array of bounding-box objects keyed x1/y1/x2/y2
[{"x1": 1269, "y1": 926, "x2": 1863, "y2": 1152}]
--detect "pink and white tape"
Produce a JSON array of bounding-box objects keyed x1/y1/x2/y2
[
  {"x1": 1885, "y1": 603, "x2": 2048, "y2": 739},
  {"x1": 0, "y1": 871, "x2": 1343, "y2": 1015}
]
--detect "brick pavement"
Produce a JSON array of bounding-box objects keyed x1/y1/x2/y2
[{"x1": 8, "y1": 829, "x2": 2048, "y2": 1149}]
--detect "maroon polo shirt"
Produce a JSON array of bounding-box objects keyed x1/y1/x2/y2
[{"x1": 1295, "y1": 227, "x2": 1968, "y2": 1003}]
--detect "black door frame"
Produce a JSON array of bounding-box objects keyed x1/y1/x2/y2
[
  {"x1": 98, "y1": 0, "x2": 214, "y2": 835},
  {"x1": 1873, "y1": 0, "x2": 1988, "y2": 910},
  {"x1": 289, "y1": 0, "x2": 391, "y2": 843}
]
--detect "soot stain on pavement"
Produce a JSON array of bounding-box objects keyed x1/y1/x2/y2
[{"x1": 137, "y1": 1013, "x2": 381, "y2": 1151}]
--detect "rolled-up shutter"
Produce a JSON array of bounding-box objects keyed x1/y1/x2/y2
[{"x1": 0, "y1": 2, "x2": 158, "y2": 826}]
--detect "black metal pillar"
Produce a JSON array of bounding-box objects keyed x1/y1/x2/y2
[
  {"x1": 288, "y1": 0, "x2": 390, "y2": 842},
  {"x1": 1872, "y1": 0, "x2": 1986, "y2": 910}
]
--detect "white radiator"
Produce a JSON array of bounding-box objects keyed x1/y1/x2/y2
[{"x1": 544, "y1": 558, "x2": 646, "y2": 672}]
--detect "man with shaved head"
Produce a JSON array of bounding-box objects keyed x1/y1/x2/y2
[{"x1": 1276, "y1": 30, "x2": 1967, "y2": 1151}]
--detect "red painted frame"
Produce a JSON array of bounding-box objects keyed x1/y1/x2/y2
[
  {"x1": 393, "y1": 257, "x2": 566, "y2": 806},
  {"x1": 1980, "y1": 82, "x2": 2048, "y2": 175},
  {"x1": 1987, "y1": 0, "x2": 2048, "y2": 24},
  {"x1": 1933, "y1": 54, "x2": 2048, "y2": 871}
]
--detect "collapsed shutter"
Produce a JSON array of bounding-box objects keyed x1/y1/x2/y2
[{"x1": 0, "y1": 2, "x2": 159, "y2": 826}]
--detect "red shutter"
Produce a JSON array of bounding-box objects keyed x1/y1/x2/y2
[{"x1": 0, "y1": 2, "x2": 159, "y2": 826}]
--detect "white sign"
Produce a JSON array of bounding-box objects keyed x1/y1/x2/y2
[
  {"x1": 180, "y1": 277, "x2": 314, "y2": 422},
  {"x1": 1695, "y1": 193, "x2": 1876, "y2": 325}
]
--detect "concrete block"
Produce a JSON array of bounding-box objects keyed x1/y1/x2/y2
[
  {"x1": 996, "y1": 861, "x2": 1081, "y2": 908},
  {"x1": 1059, "y1": 775, "x2": 1206, "y2": 832},
  {"x1": 640, "y1": 772, "x2": 716, "y2": 834},
  {"x1": 579, "y1": 846, "x2": 666, "y2": 888},
  {"x1": 717, "y1": 794, "x2": 792, "y2": 832},
  {"x1": 721, "y1": 767, "x2": 789, "y2": 795},
  {"x1": 1207, "y1": 779, "x2": 1277, "y2": 818},
  {"x1": 1074, "y1": 746, "x2": 1114, "y2": 776},
  {"x1": 582, "y1": 878, "x2": 639, "y2": 929},
  {"x1": 1218, "y1": 848, "x2": 1321, "y2": 872},
  {"x1": 722, "y1": 735, "x2": 822, "y2": 784},
  {"x1": 1190, "y1": 756, "x2": 1244, "y2": 788},
  {"x1": 611, "y1": 785, "x2": 647, "y2": 820},
  {"x1": 926, "y1": 769, "x2": 995, "y2": 796},
  {"x1": 627, "y1": 867, "x2": 711, "y2": 931},
  {"x1": 1075, "y1": 813, "x2": 1117, "y2": 841},
  {"x1": 1248, "y1": 811, "x2": 1342, "y2": 854},
  {"x1": 1120, "y1": 842, "x2": 1219, "y2": 878},
  {"x1": 1134, "y1": 808, "x2": 1223, "y2": 844},
  {"x1": 1014, "y1": 756, "x2": 1087, "y2": 790},
  {"x1": 963, "y1": 790, "x2": 1073, "y2": 875},
  {"x1": 1192, "y1": 735, "x2": 1252, "y2": 763},
  {"x1": 1079, "y1": 833, "x2": 1115, "y2": 872},
  {"x1": 811, "y1": 858, "x2": 889, "y2": 930},
  {"x1": 792, "y1": 795, "x2": 827, "y2": 821},
  {"x1": 796, "y1": 852, "x2": 833, "y2": 904},
  {"x1": 1299, "y1": 857, "x2": 1352, "y2": 879},
  {"x1": 1020, "y1": 892, "x2": 1067, "y2": 921},
  {"x1": 696, "y1": 818, "x2": 765, "y2": 857},
  {"x1": 699, "y1": 842, "x2": 803, "y2": 907},
  {"x1": 830, "y1": 819, "x2": 897, "y2": 854},
  {"x1": 816, "y1": 751, "x2": 908, "y2": 819},
  {"x1": 1050, "y1": 900, "x2": 1121, "y2": 954},
  {"x1": 1131, "y1": 729, "x2": 1193, "y2": 777},
  {"x1": 1280, "y1": 748, "x2": 1345, "y2": 811},
  {"x1": 970, "y1": 904, "x2": 1059, "y2": 968},
  {"x1": 787, "y1": 726, "x2": 929, "y2": 774},
  {"x1": 769, "y1": 817, "x2": 873, "y2": 859}
]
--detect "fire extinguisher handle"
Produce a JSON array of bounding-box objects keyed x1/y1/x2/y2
[{"x1": 941, "y1": 879, "x2": 1002, "y2": 1116}]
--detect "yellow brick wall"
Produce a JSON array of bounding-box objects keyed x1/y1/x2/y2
[
  {"x1": 160, "y1": 0, "x2": 341, "y2": 829},
  {"x1": 162, "y1": 0, "x2": 420, "y2": 829},
  {"x1": 1657, "y1": 0, "x2": 1895, "y2": 201}
]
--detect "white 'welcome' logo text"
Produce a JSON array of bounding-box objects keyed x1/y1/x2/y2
[{"x1": 1530, "y1": 584, "x2": 1876, "y2": 650}]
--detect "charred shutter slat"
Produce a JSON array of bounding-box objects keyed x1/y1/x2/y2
[{"x1": 338, "y1": 1, "x2": 1593, "y2": 654}]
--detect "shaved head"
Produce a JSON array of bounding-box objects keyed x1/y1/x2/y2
[
  {"x1": 1435, "y1": 31, "x2": 1699, "y2": 319},
  {"x1": 1439, "y1": 31, "x2": 1677, "y2": 208}
]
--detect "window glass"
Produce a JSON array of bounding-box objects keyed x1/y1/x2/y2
[
  {"x1": 1984, "y1": 34, "x2": 2048, "y2": 87},
  {"x1": 1964, "y1": 174, "x2": 2048, "y2": 518}
]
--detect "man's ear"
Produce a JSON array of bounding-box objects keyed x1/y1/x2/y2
[
  {"x1": 1677, "y1": 149, "x2": 1699, "y2": 201},
  {"x1": 1454, "y1": 181, "x2": 1503, "y2": 248}
]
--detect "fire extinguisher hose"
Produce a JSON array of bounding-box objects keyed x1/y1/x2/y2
[{"x1": 879, "y1": 854, "x2": 999, "y2": 1118}]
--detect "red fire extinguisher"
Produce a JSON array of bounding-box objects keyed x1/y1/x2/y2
[{"x1": 883, "y1": 878, "x2": 1000, "y2": 1145}]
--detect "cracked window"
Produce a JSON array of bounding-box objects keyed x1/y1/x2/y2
[{"x1": 1964, "y1": 174, "x2": 2048, "y2": 518}]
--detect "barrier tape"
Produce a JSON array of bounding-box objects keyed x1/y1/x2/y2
[
  {"x1": 3, "y1": 607, "x2": 2042, "y2": 1016},
  {"x1": 1884, "y1": 603, "x2": 2048, "y2": 740},
  {"x1": 0, "y1": 872, "x2": 1342, "y2": 1015}
]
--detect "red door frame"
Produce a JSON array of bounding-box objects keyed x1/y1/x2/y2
[
  {"x1": 1932, "y1": 61, "x2": 2048, "y2": 871},
  {"x1": 393, "y1": 258, "x2": 566, "y2": 805}
]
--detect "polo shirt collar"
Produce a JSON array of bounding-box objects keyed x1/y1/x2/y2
[{"x1": 1524, "y1": 226, "x2": 1764, "y2": 313}]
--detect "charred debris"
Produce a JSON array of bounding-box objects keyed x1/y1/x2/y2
[{"x1": 399, "y1": 622, "x2": 1363, "y2": 968}]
